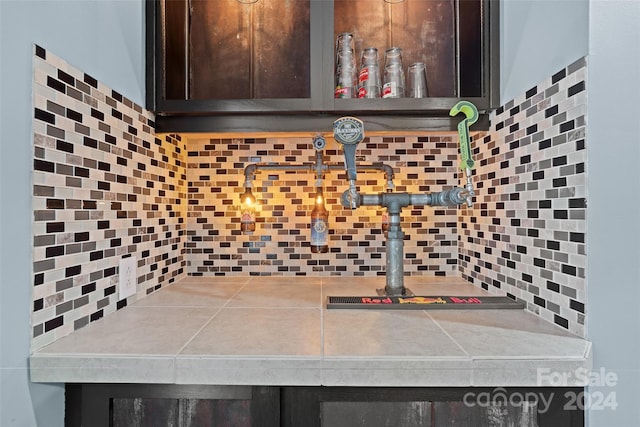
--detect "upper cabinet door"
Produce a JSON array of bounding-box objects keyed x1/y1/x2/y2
[
  {"x1": 146, "y1": 0, "x2": 498, "y2": 132},
  {"x1": 183, "y1": 0, "x2": 310, "y2": 100},
  {"x1": 153, "y1": 0, "x2": 317, "y2": 113},
  {"x1": 334, "y1": 0, "x2": 458, "y2": 97}
]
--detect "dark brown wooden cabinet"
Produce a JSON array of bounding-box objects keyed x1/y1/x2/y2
[
  {"x1": 168, "y1": 0, "x2": 311, "y2": 101},
  {"x1": 65, "y1": 384, "x2": 584, "y2": 427},
  {"x1": 146, "y1": 0, "x2": 499, "y2": 132}
]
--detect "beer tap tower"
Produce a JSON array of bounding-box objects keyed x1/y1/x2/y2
[{"x1": 334, "y1": 101, "x2": 479, "y2": 297}]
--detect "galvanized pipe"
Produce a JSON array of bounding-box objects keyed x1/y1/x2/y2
[
  {"x1": 243, "y1": 160, "x2": 395, "y2": 191},
  {"x1": 357, "y1": 187, "x2": 467, "y2": 209},
  {"x1": 345, "y1": 187, "x2": 469, "y2": 295},
  {"x1": 385, "y1": 211, "x2": 405, "y2": 295},
  {"x1": 334, "y1": 107, "x2": 477, "y2": 296}
]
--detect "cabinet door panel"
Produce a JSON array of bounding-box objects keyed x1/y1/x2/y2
[
  {"x1": 189, "y1": 0, "x2": 310, "y2": 100},
  {"x1": 182, "y1": 399, "x2": 252, "y2": 427},
  {"x1": 334, "y1": 0, "x2": 456, "y2": 97},
  {"x1": 112, "y1": 398, "x2": 179, "y2": 427},
  {"x1": 150, "y1": 0, "x2": 497, "y2": 130}
]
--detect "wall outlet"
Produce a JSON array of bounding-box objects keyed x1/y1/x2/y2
[{"x1": 118, "y1": 256, "x2": 137, "y2": 299}]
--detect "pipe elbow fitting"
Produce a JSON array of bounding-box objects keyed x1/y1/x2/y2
[
  {"x1": 244, "y1": 163, "x2": 257, "y2": 177},
  {"x1": 383, "y1": 164, "x2": 394, "y2": 180}
]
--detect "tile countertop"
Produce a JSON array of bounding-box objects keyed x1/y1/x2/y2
[{"x1": 30, "y1": 276, "x2": 592, "y2": 387}]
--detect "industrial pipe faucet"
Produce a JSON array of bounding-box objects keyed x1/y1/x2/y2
[
  {"x1": 332, "y1": 117, "x2": 365, "y2": 209},
  {"x1": 334, "y1": 102, "x2": 479, "y2": 296},
  {"x1": 240, "y1": 135, "x2": 396, "y2": 245}
]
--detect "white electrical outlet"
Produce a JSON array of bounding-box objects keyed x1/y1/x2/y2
[{"x1": 119, "y1": 256, "x2": 137, "y2": 299}]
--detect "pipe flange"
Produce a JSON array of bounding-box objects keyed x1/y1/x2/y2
[{"x1": 313, "y1": 136, "x2": 326, "y2": 151}]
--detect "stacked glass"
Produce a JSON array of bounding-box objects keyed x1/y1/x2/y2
[
  {"x1": 357, "y1": 47, "x2": 381, "y2": 98},
  {"x1": 334, "y1": 33, "x2": 357, "y2": 98},
  {"x1": 407, "y1": 62, "x2": 429, "y2": 98},
  {"x1": 382, "y1": 47, "x2": 405, "y2": 98}
]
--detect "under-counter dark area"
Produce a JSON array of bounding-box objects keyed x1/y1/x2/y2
[{"x1": 66, "y1": 384, "x2": 584, "y2": 427}]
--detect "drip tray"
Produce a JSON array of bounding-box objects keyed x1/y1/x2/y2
[{"x1": 326, "y1": 295, "x2": 524, "y2": 310}]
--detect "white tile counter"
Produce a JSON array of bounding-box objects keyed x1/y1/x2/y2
[{"x1": 30, "y1": 276, "x2": 591, "y2": 387}]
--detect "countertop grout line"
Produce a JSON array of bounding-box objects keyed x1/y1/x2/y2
[
  {"x1": 583, "y1": 341, "x2": 593, "y2": 360},
  {"x1": 175, "y1": 281, "x2": 252, "y2": 356},
  {"x1": 424, "y1": 310, "x2": 472, "y2": 358}
]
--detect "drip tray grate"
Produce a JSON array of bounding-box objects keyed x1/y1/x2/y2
[{"x1": 326, "y1": 295, "x2": 524, "y2": 310}]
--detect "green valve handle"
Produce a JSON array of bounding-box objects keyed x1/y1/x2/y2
[{"x1": 449, "y1": 101, "x2": 478, "y2": 171}]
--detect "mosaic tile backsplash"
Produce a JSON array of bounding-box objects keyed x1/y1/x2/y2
[
  {"x1": 185, "y1": 136, "x2": 460, "y2": 277},
  {"x1": 31, "y1": 46, "x2": 187, "y2": 350},
  {"x1": 459, "y1": 58, "x2": 587, "y2": 336},
  {"x1": 31, "y1": 46, "x2": 587, "y2": 350}
]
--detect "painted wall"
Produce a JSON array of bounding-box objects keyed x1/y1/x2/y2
[
  {"x1": 500, "y1": 0, "x2": 589, "y2": 104},
  {"x1": 502, "y1": 0, "x2": 640, "y2": 425},
  {"x1": 0, "y1": 1, "x2": 145, "y2": 426},
  {"x1": 586, "y1": 2, "x2": 640, "y2": 426}
]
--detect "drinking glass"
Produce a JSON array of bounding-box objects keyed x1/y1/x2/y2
[
  {"x1": 335, "y1": 63, "x2": 357, "y2": 98},
  {"x1": 407, "y1": 62, "x2": 429, "y2": 98},
  {"x1": 383, "y1": 47, "x2": 405, "y2": 98},
  {"x1": 358, "y1": 47, "x2": 381, "y2": 98},
  {"x1": 383, "y1": 63, "x2": 405, "y2": 98},
  {"x1": 384, "y1": 47, "x2": 403, "y2": 67},
  {"x1": 336, "y1": 33, "x2": 354, "y2": 54},
  {"x1": 335, "y1": 33, "x2": 356, "y2": 98}
]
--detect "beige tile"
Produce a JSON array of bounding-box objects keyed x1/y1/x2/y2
[
  {"x1": 176, "y1": 357, "x2": 323, "y2": 385},
  {"x1": 30, "y1": 355, "x2": 176, "y2": 383},
  {"x1": 322, "y1": 278, "x2": 387, "y2": 298},
  {"x1": 471, "y1": 356, "x2": 593, "y2": 387},
  {"x1": 321, "y1": 276, "x2": 387, "y2": 287},
  {"x1": 321, "y1": 358, "x2": 473, "y2": 387},
  {"x1": 38, "y1": 306, "x2": 217, "y2": 355},
  {"x1": 134, "y1": 281, "x2": 243, "y2": 307},
  {"x1": 427, "y1": 309, "x2": 589, "y2": 358},
  {"x1": 179, "y1": 276, "x2": 253, "y2": 286},
  {"x1": 227, "y1": 282, "x2": 322, "y2": 308},
  {"x1": 323, "y1": 310, "x2": 468, "y2": 358},
  {"x1": 180, "y1": 308, "x2": 322, "y2": 357},
  {"x1": 247, "y1": 276, "x2": 323, "y2": 286},
  {"x1": 401, "y1": 275, "x2": 489, "y2": 296},
  {"x1": 30, "y1": 275, "x2": 592, "y2": 388}
]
